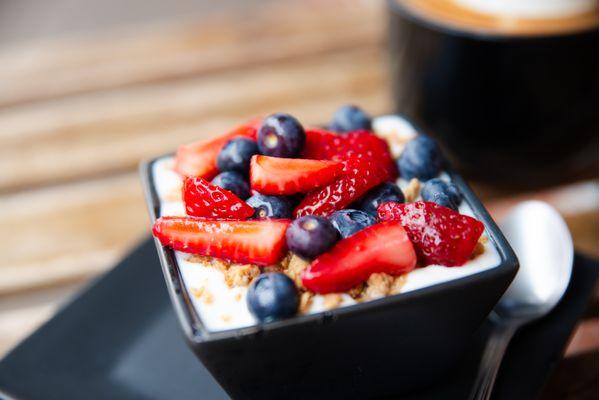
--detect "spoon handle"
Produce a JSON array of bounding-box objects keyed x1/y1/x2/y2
[{"x1": 469, "y1": 321, "x2": 517, "y2": 400}]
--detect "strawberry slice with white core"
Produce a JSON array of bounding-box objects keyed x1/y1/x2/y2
[
  {"x1": 378, "y1": 201, "x2": 484, "y2": 266},
  {"x1": 250, "y1": 155, "x2": 343, "y2": 195},
  {"x1": 183, "y1": 177, "x2": 254, "y2": 219},
  {"x1": 174, "y1": 118, "x2": 260, "y2": 179},
  {"x1": 301, "y1": 221, "x2": 417, "y2": 294},
  {"x1": 152, "y1": 217, "x2": 291, "y2": 265}
]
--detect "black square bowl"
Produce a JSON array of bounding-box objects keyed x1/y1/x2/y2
[{"x1": 140, "y1": 125, "x2": 518, "y2": 399}]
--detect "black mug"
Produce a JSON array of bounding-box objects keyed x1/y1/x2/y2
[{"x1": 387, "y1": 0, "x2": 599, "y2": 187}]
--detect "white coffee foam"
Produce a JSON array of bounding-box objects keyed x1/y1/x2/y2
[{"x1": 455, "y1": 0, "x2": 598, "y2": 19}]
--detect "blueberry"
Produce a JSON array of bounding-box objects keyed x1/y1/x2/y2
[
  {"x1": 329, "y1": 104, "x2": 372, "y2": 133},
  {"x1": 421, "y1": 178, "x2": 462, "y2": 211},
  {"x1": 356, "y1": 182, "x2": 405, "y2": 217},
  {"x1": 247, "y1": 273, "x2": 298, "y2": 322},
  {"x1": 286, "y1": 216, "x2": 339, "y2": 259},
  {"x1": 257, "y1": 113, "x2": 305, "y2": 158},
  {"x1": 329, "y1": 209, "x2": 376, "y2": 239},
  {"x1": 211, "y1": 171, "x2": 250, "y2": 199},
  {"x1": 246, "y1": 193, "x2": 293, "y2": 219},
  {"x1": 425, "y1": 193, "x2": 457, "y2": 210},
  {"x1": 217, "y1": 138, "x2": 258, "y2": 174},
  {"x1": 397, "y1": 135, "x2": 444, "y2": 180}
]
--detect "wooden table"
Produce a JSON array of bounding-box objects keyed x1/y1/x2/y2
[{"x1": 0, "y1": 1, "x2": 597, "y2": 397}]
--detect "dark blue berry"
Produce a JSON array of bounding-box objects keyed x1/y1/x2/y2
[
  {"x1": 397, "y1": 135, "x2": 443, "y2": 180},
  {"x1": 246, "y1": 193, "x2": 293, "y2": 219},
  {"x1": 356, "y1": 182, "x2": 405, "y2": 217},
  {"x1": 211, "y1": 171, "x2": 250, "y2": 199},
  {"x1": 421, "y1": 178, "x2": 462, "y2": 211},
  {"x1": 286, "y1": 215, "x2": 338, "y2": 259},
  {"x1": 329, "y1": 104, "x2": 372, "y2": 133},
  {"x1": 217, "y1": 138, "x2": 258, "y2": 174},
  {"x1": 247, "y1": 273, "x2": 298, "y2": 322},
  {"x1": 329, "y1": 209, "x2": 376, "y2": 239},
  {"x1": 425, "y1": 192, "x2": 457, "y2": 211},
  {"x1": 257, "y1": 113, "x2": 305, "y2": 158}
]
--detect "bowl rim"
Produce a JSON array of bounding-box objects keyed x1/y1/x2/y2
[{"x1": 140, "y1": 118, "x2": 518, "y2": 345}]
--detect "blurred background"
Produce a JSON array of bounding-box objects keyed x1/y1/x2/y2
[{"x1": 0, "y1": 0, "x2": 596, "y2": 394}]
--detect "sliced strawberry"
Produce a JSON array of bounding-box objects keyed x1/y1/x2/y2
[
  {"x1": 378, "y1": 201, "x2": 484, "y2": 266},
  {"x1": 302, "y1": 128, "x2": 397, "y2": 180},
  {"x1": 183, "y1": 177, "x2": 254, "y2": 219},
  {"x1": 301, "y1": 221, "x2": 416, "y2": 294},
  {"x1": 153, "y1": 217, "x2": 290, "y2": 265},
  {"x1": 294, "y1": 157, "x2": 388, "y2": 217},
  {"x1": 250, "y1": 155, "x2": 343, "y2": 195},
  {"x1": 174, "y1": 118, "x2": 261, "y2": 179}
]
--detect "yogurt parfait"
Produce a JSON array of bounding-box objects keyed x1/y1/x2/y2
[{"x1": 150, "y1": 105, "x2": 500, "y2": 332}]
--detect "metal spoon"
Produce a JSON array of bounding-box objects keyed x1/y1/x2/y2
[{"x1": 470, "y1": 200, "x2": 574, "y2": 400}]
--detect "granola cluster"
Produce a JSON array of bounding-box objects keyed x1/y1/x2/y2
[{"x1": 403, "y1": 178, "x2": 421, "y2": 203}]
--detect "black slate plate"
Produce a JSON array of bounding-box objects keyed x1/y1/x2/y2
[{"x1": 0, "y1": 238, "x2": 597, "y2": 400}]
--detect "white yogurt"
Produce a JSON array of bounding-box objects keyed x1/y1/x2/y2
[{"x1": 152, "y1": 115, "x2": 501, "y2": 332}]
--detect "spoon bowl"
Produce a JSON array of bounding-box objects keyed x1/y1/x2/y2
[{"x1": 497, "y1": 200, "x2": 574, "y2": 320}]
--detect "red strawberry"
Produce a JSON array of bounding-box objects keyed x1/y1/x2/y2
[
  {"x1": 294, "y1": 157, "x2": 388, "y2": 217},
  {"x1": 302, "y1": 129, "x2": 397, "y2": 180},
  {"x1": 250, "y1": 155, "x2": 343, "y2": 195},
  {"x1": 301, "y1": 221, "x2": 416, "y2": 294},
  {"x1": 153, "y1": 217, "x2": 290, "y2": 265},
  {"x1": 174, "y1": 118, "x2": 260, "y2": 179},
  {"x1": 301, "y1": 128, "x2": 339, "y2": 160},
  {"x1": 378, "y1": 201, "x2": 484, "y2": 266},
  {"x1": 183, "y1": 177, "x2": 254, "y2": 219}
]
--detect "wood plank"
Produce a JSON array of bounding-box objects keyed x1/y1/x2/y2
[
  {"x1": 0, "y1": 47, "x2": 385, "y2": 143},
  {"x1": 483, "y1": 181, "x2": 599, "y2": 258},
  {"x1": 540, "y1": 349, "x2": 599, "y2": 400},
  {"x1": 566, "y1": 319, "x2": 599, "y2": 357},
  {"x1": 0, "y1": 0, "x2": 383, "y2": 107},
  {"x1": 0, "y1": 173, "x2": 147, "y2": 295}
]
